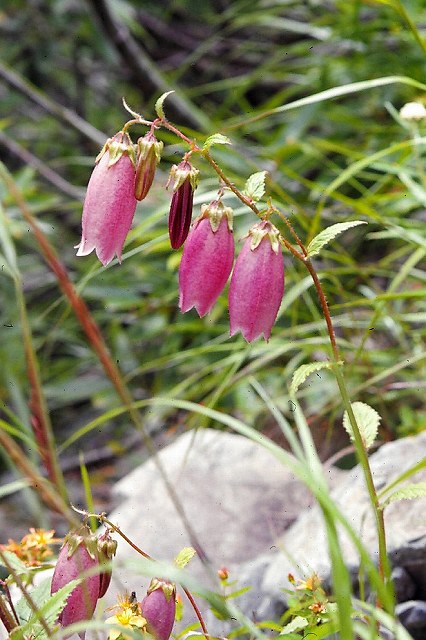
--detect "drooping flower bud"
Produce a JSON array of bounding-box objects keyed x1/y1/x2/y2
[
  {"x1": 179, "y1": 200, "x2": 234, "y2": 317},
  {"x1": 51, "y1": 526, "x2": 117, "y2": 639},
  {"x1": 140, "y1": 578, "x2": 176, "y2": 640},
  {"x1": 167, "y1": 160, "x2": 199, "y2": 249},
  {"x1": 229, "y1": 220, "x2": 284, "y2": 342},
  {"x1": 134, "y1": 131, "x2": 163, "y2": 201},
  {"x1": 76, "y1": 131, "x2": 137, "y2": 266}
]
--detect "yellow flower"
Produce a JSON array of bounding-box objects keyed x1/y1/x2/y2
[
  {"x1": 295, "y1": 573, "x2": 322, "y2": 591},
  {"x1": 0, "y1": 528, "x2": 59, "y2": 566},
  {"x1": 22, "y1": 528, "x2": 57, "y2": 548},
  {"x1": 106, "y1": 593, "x2": 147, "y2": 640}
]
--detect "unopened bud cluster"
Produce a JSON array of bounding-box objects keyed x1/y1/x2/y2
[
  {"x1": 77, "y1": 117, "x2": 286, "y2": 341},
  {"x1": 45, "y1": 524, "x2": 178, "y2": 640},
  {"x1": 50, "y1": 525, "x2": 117, "y2": 639}
]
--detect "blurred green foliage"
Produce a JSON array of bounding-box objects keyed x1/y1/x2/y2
[{"x1": 0, "y1": 0, "x2": 425, "y2": 472}]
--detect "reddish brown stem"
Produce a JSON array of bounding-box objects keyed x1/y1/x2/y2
[{"x1": 183, "y1": 587, "x2": 210, "y2": 640}]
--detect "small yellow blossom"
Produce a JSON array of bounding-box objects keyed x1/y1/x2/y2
[
  {"x1": 106, "y1": 593, "x2": 147, "y2": 640},
  {"x1": 295, "y1": 573, "x2": 322, "y2": 591}
]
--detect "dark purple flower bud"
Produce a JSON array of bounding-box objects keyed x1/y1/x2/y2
[
  {"x1": 51, "y1": 527, "x2": 117, "y2": 640},
  {"x1": 167, "y1": 160, "x2": 199, "y2": 249},
  {"x1": 140, "y1": 578, "x2": 176, "y2": 640},
  {"x1": 229, "y1": 220, "x2": 284, "y2": 342},
  {"x1": 134, "y1": 131, "x2": 163, "y2": 201},
  {"x1": 179, "y1": 200, "x2": 234, "y2": 317}
]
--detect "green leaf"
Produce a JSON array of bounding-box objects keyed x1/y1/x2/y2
[
  {"x1": 12, "y1": 577, "x2": 80, "y2": 640},
  {"x1": 306, "y1": 221, "x2": 367, "y2": 258},
  {"x1": 290, "y1": 361, "x2": 338, "y2": 397},
  {"x1": 0, "y1": 550, "x2": 29, "y2": 575},
  {"x1": 174, "y1": 546, "x2": 196, "y2": 569},
  {"x1": 378, "y1": 457, "x2": 426, "y2": 500},
  {"x1": 382, "y1": 482, "x2": 426, "y2": 508},
  {"x1": 280, "y1": 615, "x2": 308, "y2": 634},
  {"x1": 155, "y1": 91, "x2": 175, "y2": 120},
  {"x1": 243, "y1": 171, "x2": 267, "y2": 202},
  {"x1": 203, "y1": 133, "x2": 232, "y2": 150},
  {"x1": 343, "y1": 402, "x2": 380, "y2": 450}
]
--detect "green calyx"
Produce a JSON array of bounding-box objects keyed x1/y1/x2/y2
[
  {"x1": 96, "y1": 131, "x2": 137, "y2": 168},
  {"x1": 248, "y1": 220, "x2": 281, "y2": 253},
  {"x1": 63, "y1": 526, "x2": 117, "y2": 561},
  {"x1": 137, "y1": 132, "x2": 163, "y2": 164},
  {"x1": 64, "y1": 525, "x2": 98, "y2": 560},
  {"x1": 147, "y1": 578, "x2": 176, "y2": 602},
  {"x1": 167, "y1": 161, "x2": 200, "y2": 192},
  {"x1": 200, "y1": 200, "x2": 233, "y2": 233}
]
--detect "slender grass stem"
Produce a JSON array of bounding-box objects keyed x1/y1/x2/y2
[{"x1": 14, "y1": 279, "x2": 68, "y2": 503}]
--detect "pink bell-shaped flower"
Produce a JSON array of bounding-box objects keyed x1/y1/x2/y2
[
  {"x1": 229, "y1": 220, "x2": 284, "y2": 342},
  {"x1": 51, "y1": 526, "x2": 117, "y2": 639},
  {"x1": 167, "y1": 160, "x2": 199, "y2": 249},
  {"x1": 140, "y1": 578, "x2": 176, "y2": 640},
  {"x1": 179, "y1": 200, "x2": 234, "y2": 317},
  {"x1": 76, "y1": 132, "x2": 137, "y2": 266}
]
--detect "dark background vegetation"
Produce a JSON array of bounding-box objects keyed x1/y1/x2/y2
[{"x1": 0, "y1": 0, "x2": 425, "y2": 531}]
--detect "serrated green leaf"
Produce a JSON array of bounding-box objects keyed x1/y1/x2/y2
[
  {"x1": 174, "y1": 546, "x2": 196, "y2": 569},
  {"x1": 382, "y1": 482, "x2": 426, "y2": 508},
  {"x1": 0, "y1": 550, "x2": 29, "y2": 574},
  {"x1": 280, "y1": 615, "x2": 308, "y2": 634},
  {"x1": 203, "y1": 133, "x2": 232, "y2": 150},
  {"x1": 343, "y1": 402, "x2": 380, "y2": 450},
  {"x1": 290, "y1": 361, "x2": 338, "y2": 397},
  {"x1": 12, "y1": 577, "x2": 80, "y2": 640},
  {"x1": 306, "y1": 221, "x2": 367, "y2": 258},
  {"x1": 155, "y1": 91, "x2": 175, "y2": 120},
  {"x1": 243, "y1": 171, "x2": 267, "y2": 202}
]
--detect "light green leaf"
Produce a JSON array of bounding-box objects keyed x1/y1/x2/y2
[
  {"x1": 382, "y1": 482, "x2": 426, "y2": 508},
  {"x1": 290, "y1": 361, "x2": 338, "y2": 397},
  {"x1": 0, "y1": 550, "x2": 29, "y2": 574},
  {"x1": 174, "y1": 546, "x2": 196, "y2": 569},
  {"x1": 343, "y1": 402, "x2": 380, "y2": 450},
  {"x1": 155, "y1": 91, "x2": 175, "y2": 120},
  {"x1": 306, "y1": 221, "x2": 367, "y2": 258},
  {"x1": 243, "y1": 171, "x2": 267, "y2": 202},
  {"x1": 378, "y1": 457, "x2": 426, "y2": 500},
  {"x1": 12, "y1": 577, "x2": 80, "y2": 639},
  {"x1": 203, "y1": 133, "x2": 232, "y2": 150},
  {"x1": 280, "y1": 615, "x2": 308, "y2": 634}
]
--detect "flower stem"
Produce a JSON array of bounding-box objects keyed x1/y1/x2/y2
[{"x1": 304, "y1": 256, "x2": 393, "y2": 612}]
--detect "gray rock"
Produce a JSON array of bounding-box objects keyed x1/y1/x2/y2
[
  {"x1": 392, "y1": 566, "x2": 417, "y2": 603},
  {"x1": 229, "y1": 431, "x2": 426, "y2": 624},
  {"x1": 104, "y1": 428, "x2": 315, "y2": 616},
  {"x1": 396, "y1": 600, "x2": 426, "y2": 639}
]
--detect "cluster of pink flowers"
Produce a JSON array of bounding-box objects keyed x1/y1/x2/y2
[
  {"x1": 50, "y1": 526, "x2": 176, "y2": 640},
  {"x1": 77, "y1": 129, "x2": 285, "y2": 341}
]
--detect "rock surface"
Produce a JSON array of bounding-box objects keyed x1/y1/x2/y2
[
  {"x1": 103, "y1": 427, "x2": 316, "y2": 611},
  {"x1": 218, "y1": 430, "x2": 426, "y2": 633}
]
